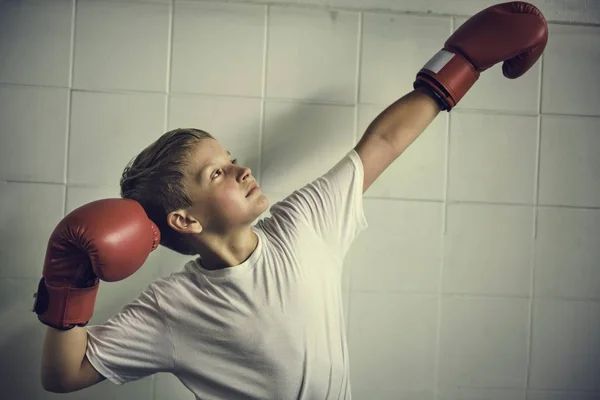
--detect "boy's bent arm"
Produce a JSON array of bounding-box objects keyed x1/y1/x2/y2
[{"x1": 41, "y1": 326, "x2": 105, "y2": 393}]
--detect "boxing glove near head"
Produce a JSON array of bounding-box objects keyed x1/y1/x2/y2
[
  {"x1": 414, "y1": 1, "x2": 548, "y2": 111},
  {"x1": 34, "y1": 198, "x2": 160, "y2": 330}
]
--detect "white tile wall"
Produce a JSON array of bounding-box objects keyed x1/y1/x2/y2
[
  {"x1": 0, "y1": 278, "x2": 59, "y2": 399},
  {"x1": 0, "y1": 182, "x2": 65, "y2": 279},
  {"x1": 261, "y1": 100, "x2": 355, "y2": 193},
  {"x1": 443, "y1": 203, "x2": 534, "y2": 297},
  {"x1": 155, "y1": 372, "x2": 194, "y2": 400},
  {"x1": 73, "y1": 0, "x2": 170, "y2": 92},
  {"x1": 347, "y1": 199, "x2": 443, "y2": 293},
  {"x1": 0, "y1": 0, "x2": 73, "y2": 87},
  {"x1": 348, "y1": 292, "x2": 438, "y2": 400},
  {"x1": 534, "y1": 207, "x2": 600, "y2": 300},
  {"x1": 360, "y1": 13, "x2": 451, "y2": 105},
  {"x1": 167, "y1": 94, "x2": 262, "y2": 176},
  {"x1": 541, "y1": 24, "x2": 600, "y2": 117},
  {"x1": 1, "y1": 1, "x2": 599, "y2": 399},
  {"x1": 266, "y1": 6, "x2": 359, "y2": 103},
  {"x1": 438, "y1": 296, "x2": 530, "y2": 390},
  {"x1": 68, "y1": 90, "x2": 166, "y2": 185},
  {"x1": 538, "y1": 115, "x2": 600, "y2": 208},
  {"x1": 170, "y1": 1, "x2": 265, "y2": 97},
  {"x1": 529, "y1": 300, "x2": 600, "y2": 391},
  {"x1": 0, "y1": 85, "x2": 69, "y2": 183},
  {"x1": 448, "y1": 111, "x2": 539, "y2": 204}
]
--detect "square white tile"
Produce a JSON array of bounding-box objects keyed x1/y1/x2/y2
[
  {"x1": 0, "y1": 0, "x2": 72, "y2": 86},
  {"x1": 0, "y1": 182, "x2": 64, "y2": 279},
  {"x1": 443, "y1": 203, "x2": 534, "y2": 296},
  {"x1": 0, "y1": 86, "x2": 69, "y2": 183},
  {"x1": 171, "y1": 1, "x2": 265, "y2": 97},
  {"x1": 68, "y1": 90, "x2": 166, "y2": 186},
  {"x1": 453, "y1": 18, "x2": 541, "y2": 114},
  {"x1": 529, "y1": 299, "x2": 600, "y2": 391},
  {"x1": 438, "y1": 296, "x2": 529, "y2": 389},
  {"x1": 73, "y1": 0, "x2": 170, "y2": 92},
  {"x1": 348, "y1": 292, "x2": 437, "y2": 399},
  {"x1": 360, "y1": 13, "x2": 451, "y2": 106},
  {"x1": 266, "y1": 7, "x2": 359, "y2": 103},
  {"x1": 168, "y1": 94, "x2": 262, "y2": 181},
  {"x1": 538, "y1": 115, "x2": 600, "y2": 208},
  {"x1": 542, "y1": 24, "x2": 600, "y2": 116},
  {"x1": 347, "y1": 199, "x2": 443, "y2": 293},
  {"x1": 448, "y1": 111, "x2": 538, "y2": 204},
  {"x1": 535, "y1": 207, "x2": 600, "y2": 300},
  {"x1": 357, "y1": 105, "x2": 447, "y2": 200},
  {"x1": 261, "y1": 100, "x2": 355, "y2": 194}
]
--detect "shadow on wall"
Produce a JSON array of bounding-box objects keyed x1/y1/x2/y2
[
  {"x1": 228, "y1": 87, "x2": 363, "y2": 198},
  {"x1": 1, "y1": 87, "x2": 353, "y2": 398},
  {"x1": 0, "y1": 279, "x2": 51, "y2": 399}
]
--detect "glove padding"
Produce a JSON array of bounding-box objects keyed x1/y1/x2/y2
[
  {"x1": 33, "y1": 198, "x2": 160, "y2": 330},
  {"x1": 414, "y1": 1, "x2": 548, "y2": 110}
]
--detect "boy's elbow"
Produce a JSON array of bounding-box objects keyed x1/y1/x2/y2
[
  {"x1": 41, "y1": 375, "x2": 70, "y2": 394},
  {"x1": 42, "y1": 380, "x2": 65, "y2": 393}
]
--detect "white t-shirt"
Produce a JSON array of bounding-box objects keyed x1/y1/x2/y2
[{"x1": 86, "y1": 149, "x2": 369, "y2": 399}]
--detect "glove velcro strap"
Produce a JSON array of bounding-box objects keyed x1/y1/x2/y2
[
  {"x1": 414, "y1": 49, "x2": 480, "y2": 110},
  {"x1": 33, "y1": 277, "x2": 99, "y2": 330}
]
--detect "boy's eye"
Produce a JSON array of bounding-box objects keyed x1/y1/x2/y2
[{"x1": 213, "y1": 159, "x2": 238, "y2": 179}]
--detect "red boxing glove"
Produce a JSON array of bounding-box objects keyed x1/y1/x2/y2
[
  {"x1": 33, "y1": 198, "x2": 160, "y2": 330},
  {"x1": 414, "y1": 1, "x2": 548, "y2": 111}
]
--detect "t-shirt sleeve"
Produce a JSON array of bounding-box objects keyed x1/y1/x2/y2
[
  {"x1": 85, "y1": 282, "x2": 174, "y2": 385},
  {"x1": 268, "y1": 149, "x2": 369, "y2": 262}
]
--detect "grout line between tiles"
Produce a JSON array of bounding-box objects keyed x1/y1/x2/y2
[
  {"x1": 164, "y1": 0, "x2": 174, "y2": 134},
  {"x1": 346, "y1": 8, "x2": 363, "y2": 348},
  {"x1": 63, "y1": 0, "x2": 78, "y2": 216},
  {"x1": 181, "y1": 0, "x2": 600, "y2": 26},
  {"x1": 154, "y1": 1, "x2": 175, "y2": 395},
  {"x1": 525, "y1": 51, "x2": 545, "y2": 400},
  {"x1": 433, "y1": 16, "x2": 454, "y2": 400},
  {"x1": 3, "y1": 75, "x2": 600, "y2": 122},
  {"x1": 8, "y1": 79, "x2": 600, "y2": 121},
  {"x1": 258, "y1": 4, "x2": 268, "y2": 193}
]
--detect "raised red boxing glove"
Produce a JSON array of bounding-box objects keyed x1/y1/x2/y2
[
  {"x1": 414, "y1": 1, "x2": 548, "y2": 111},
  {"x1": 33, "y1": 198, "x2": 160, "y2": 330}
]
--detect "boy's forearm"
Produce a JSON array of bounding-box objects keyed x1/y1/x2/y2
[
  {"x1": 41, "y1": 326, "x2": 88, "y2": 392},
  {"x1": 363, "y1": 88, "x2": 441, "y2": 156}
]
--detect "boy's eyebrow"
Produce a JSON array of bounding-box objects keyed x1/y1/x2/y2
[{"x1": 198, "y1": 150, "x2": 232, "y2": 182}]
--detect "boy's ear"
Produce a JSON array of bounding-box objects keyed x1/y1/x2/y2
[{"x1": 167, "y1": 210, "x2": 203, "y2": 234}]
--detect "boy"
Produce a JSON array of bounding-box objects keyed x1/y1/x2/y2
[{"x1": 35, "y1": 2, "x2": 547, "y2": 398}]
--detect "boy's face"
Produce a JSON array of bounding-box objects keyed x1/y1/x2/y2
[{"x1": 178, "y1": 138, "x2": 268, "y2": 234}]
